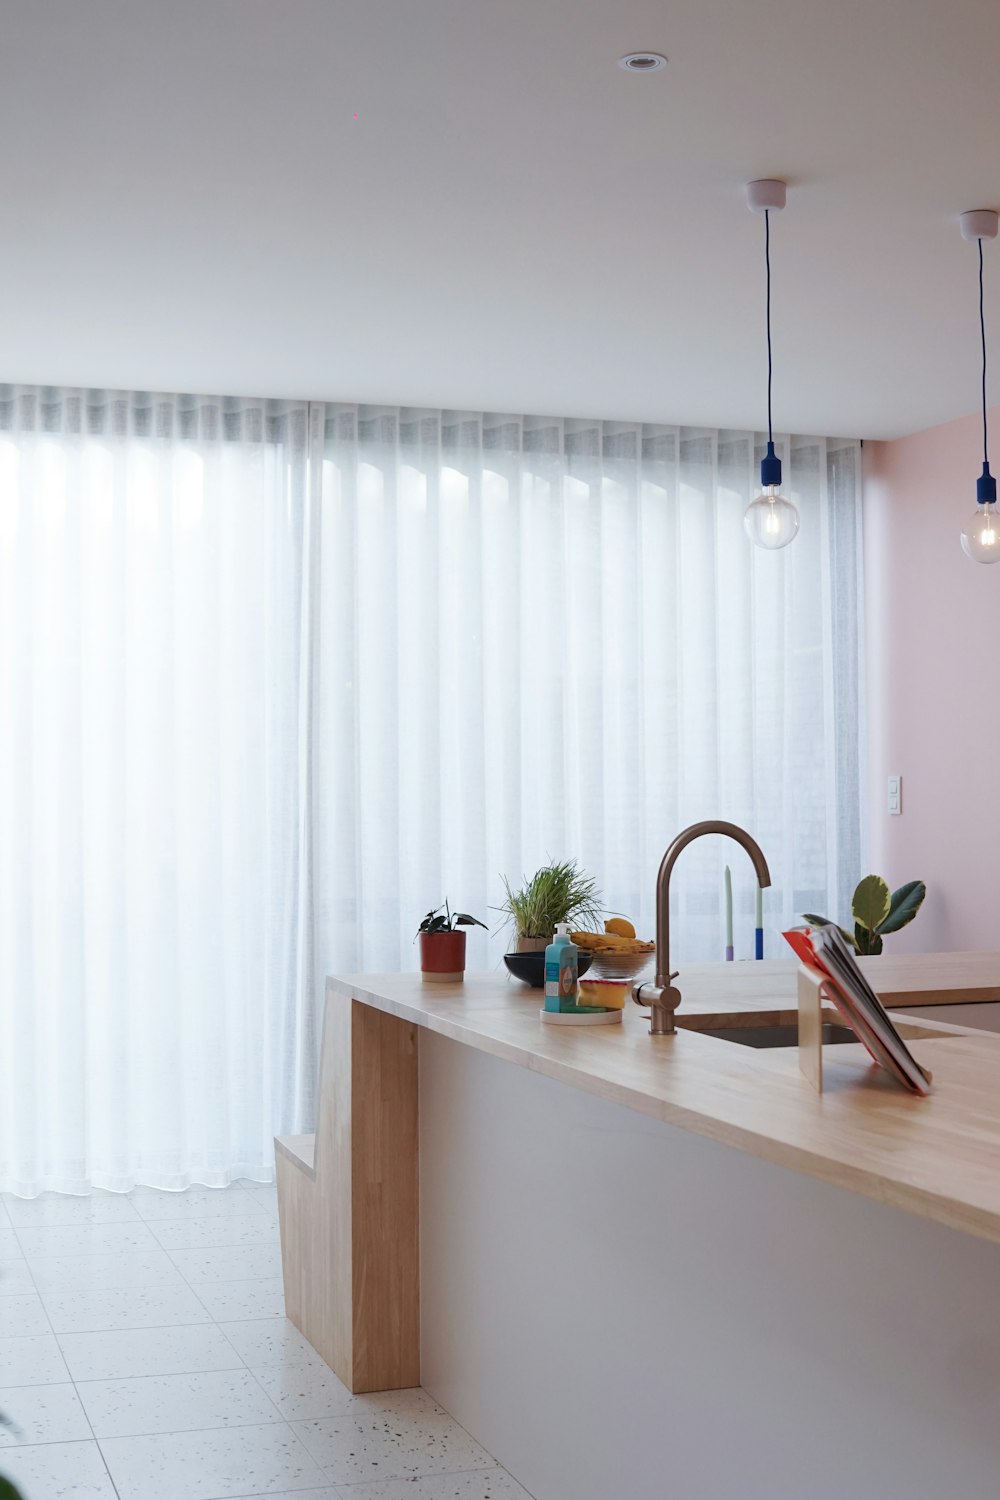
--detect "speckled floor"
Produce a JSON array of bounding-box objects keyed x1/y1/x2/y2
[{"x1": 0, "y1": 1183, "x2": 534, "y2": 1500}]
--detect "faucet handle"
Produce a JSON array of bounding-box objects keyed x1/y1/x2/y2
[
  {"x1": 632, "y1": 976, "x2": 682, "y2": 1035},
  {"x1": 632, "y1": 975, "x2": 679, "y2": 1006}
]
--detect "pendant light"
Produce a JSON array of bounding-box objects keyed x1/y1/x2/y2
[
  {"x1": 743, "y1": 179, "x2": 799, "y2": 549},
  {"x1": 959, "y1": 209, "x2": 1000, "y2": 563}
]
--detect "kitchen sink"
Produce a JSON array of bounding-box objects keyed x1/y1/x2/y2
[
  {"x1": 674, "y1": 1012, "x2": 950, "y2": 1049},
  {"x1": 676, "y1": 1019, "x2": 858, "y2": 1049}
]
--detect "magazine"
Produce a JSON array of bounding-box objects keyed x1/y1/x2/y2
[{"x1": 784, "y1": 924, "x2": 932, "y2": 1096}]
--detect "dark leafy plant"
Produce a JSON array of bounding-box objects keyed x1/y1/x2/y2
[
  {"x1": 804, "y1": 875, "x2": 926, "y2": 956},
  {"x1": 417, "y1": 901, "x2": 487, "y2": 937}
]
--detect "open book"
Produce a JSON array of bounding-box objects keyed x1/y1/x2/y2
[{"x1": 784, "y1": 925, "x2": 933, "y2": 1096}]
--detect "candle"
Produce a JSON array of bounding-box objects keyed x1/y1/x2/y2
[
  {"x1": 724, "y1": 865, "x2": 734, "y2": 961},
  {"x1": 755, "y1": 882, "x2": 764, "y2": 961}
]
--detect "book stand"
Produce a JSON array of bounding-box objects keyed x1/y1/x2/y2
[
  {"x1": 797, "y1": 964, "x2": 833, "y2": 1092},
  {"x1": 797, "y1": 963, "x2": 935, "y2": 1094}
]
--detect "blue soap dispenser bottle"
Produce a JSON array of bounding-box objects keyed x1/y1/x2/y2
[{"x1": 544, "y1": 923, "x2": 579, "y2": 1012}]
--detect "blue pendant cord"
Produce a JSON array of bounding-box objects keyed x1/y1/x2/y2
[
  {"x1": 981, "y1": 236, "x2": 989, "y2": 467},
  {"x1": 766, "y1": 209, "x2": 773, "y2": 446},
  {"x1": 758, "y1": 208, "x2": 782, "y2": 491}
]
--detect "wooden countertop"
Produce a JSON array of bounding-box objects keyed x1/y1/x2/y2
[{"x1": 331, "y1": 953, "x2": 1000, "y2": 1247}]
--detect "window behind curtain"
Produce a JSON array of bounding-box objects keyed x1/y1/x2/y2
[
  {"x1": 0, "y1": 389, "x2": 863, "y2": 1192},
  {"x1": 313, "y1": 410, "x2": 864, "y2": 979}
]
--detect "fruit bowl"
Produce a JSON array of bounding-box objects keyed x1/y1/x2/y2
[
  {"x1": 588, "y1": 949, "x2": 655, "y2": 983},
  {"x1": 503, "y1": 951, "x2": 593, "y2": 989}
]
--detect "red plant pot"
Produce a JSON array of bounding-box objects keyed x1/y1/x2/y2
[{"x1": 419, "y1": 929, "x2": 467, "y2": 983}]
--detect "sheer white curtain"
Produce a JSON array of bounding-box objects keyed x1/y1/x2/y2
[
  {"x1": 313, "y1": 410, "x2": 864, "y2": 982},
  {"x1": 0, "y1": 389, "x2": 863, "y2": 1194},
  {"x1": 0, "y1": 389, "x2": 317, "y2": 1193}
]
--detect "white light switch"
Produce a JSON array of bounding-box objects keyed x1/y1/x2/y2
[{"x1": 888, "y1": 774, "x2": 902, "y2": 815}]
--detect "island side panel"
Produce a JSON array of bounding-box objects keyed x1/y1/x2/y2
[
  {"x1": 276, "y1": 989, "x2": 353, "y2": 1381},
  {"x1": 278, "y1": 992, "x2": 420, "y2": 1393},
  {"x1": 419, "y1": 1027, "x2": 1000, "y2": 1500},
  {"x1": 349, "y1": 998, "x2": 421, "y2": 1392}
]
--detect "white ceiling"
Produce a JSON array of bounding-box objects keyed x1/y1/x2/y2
[{"x1": 4, "y1": 0, "x2": 1000, "y2": 439}]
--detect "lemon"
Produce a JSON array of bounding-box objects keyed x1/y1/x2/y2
[{"x1": 604, "y1": 917, "x2": 636, "y2": 940}]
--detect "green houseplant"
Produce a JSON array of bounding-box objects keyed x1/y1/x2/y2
[
  {"x1": 1, "y1": 1407, "x2": 24, "y2": 1499},
  {"x1": 804, "y1": 875, "x2": 926, "y2": 956},
  {"x1": 1, "y1": 1269, "x2": 24, "y2": 1496},
  {"x1": 417, "y1": 902, "x2": 486, "y2": 983},
  {"x1": 498, "y1": 860, "x2": 602, "y2": 953}
]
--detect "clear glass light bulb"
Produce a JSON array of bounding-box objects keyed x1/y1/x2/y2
[
  {"x1": 961, "y1": 502, "x2": 1000, "y2": 562},
  {"x1": 743, "y1": 487, "x2": 799, "y2": 550}
]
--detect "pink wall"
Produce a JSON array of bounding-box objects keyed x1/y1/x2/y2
[{"x1": 865, "y1": 409, "x2": 1000, "y2": 951}]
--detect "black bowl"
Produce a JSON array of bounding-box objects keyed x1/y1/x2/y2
[{"x1": 503, "y1": 950, "x2": 593, "y2": 988}]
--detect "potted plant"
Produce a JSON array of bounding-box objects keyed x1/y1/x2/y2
[
  {"x1": 1, "y1": 1408, "x2": 24, "y2": 1499},
  {"x1": 498, "y1": 860, "x2": 602, "y2": 953},
  {"x1": 417, "y1": 902, "x2": 487, "y2": 982},
  {"x1": 803, "y1": 875, "x2": 926, "y2": 956}
]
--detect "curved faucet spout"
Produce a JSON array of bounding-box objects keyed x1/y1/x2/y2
[{"x1": 636, "y1": 820, "x2": 772, "y2": 1035}]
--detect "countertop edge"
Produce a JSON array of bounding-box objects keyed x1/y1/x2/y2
[{"x1": 327, "y1": 970, "x2": 1000, "y2": 1249}]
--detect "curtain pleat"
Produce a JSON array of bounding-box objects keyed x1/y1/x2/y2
[
  {"x1": 0, "y1": 388, "x2": 863, "y2": 1194},
  {"x1": 0, "y1": 389, "x2": 316, "y2": 1193},
  {"x1": 312, "y1": 410, "x2": 864, "y2": 986}
]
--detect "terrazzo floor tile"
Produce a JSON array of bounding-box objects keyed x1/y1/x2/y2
[
  {"x1": 229, "y1": 1492, "x2": 342, "y2": 1500},
  {"x1": 238, "y1": 1182, "x2": 279, "y2": 1216},
  {"x1": 0, "y1": 1438, "x2": 119, "y2": 1497},
  {"x1": 218, "y1": 1317, "x2": 317, "y2": 1366},
  {"x1": 190, "y1": 1276, "x2": 286, "y2": 1321},
  {"x1": 249, "y1": 1351, "x2": 356, "y2": 1421},
  {"x1": 0, "y1": 1228, "x2": 23, "y2": 1259},
  {"x1": 131, "y1": 1185, "x2": 268, "y2": 1220},
  {"x1": 0, "y1": 1188, "x2": 520, "y2": 1500},
  {"x1": 0, "y1": 1259, "x2": 37, "y2": 1295},
  {"x1": 4, "y1": 1192, "x2": 141, "y2": 1228},
  {"x1": 42, "y1": 1282, "x2": 212, "y2": 1334},
  {"x1": 76, "y1": 1367, "x2": 284, "y2": 1438},
  {"x1": 58, "y1": 1323, "x2": 245, "y2": 1382},
  {"x1": 150, "y1": 1213, "x2": 281, "y2": 1250},
  {"x1": 252, "y1": 1362, "x2": 439, "y2": 1424},
  {"x1": 29, "y1": 1248, "x2": 185, "y2": 1294},
  {"x1": 0, "y1": 1334, "x2": 72, "y2": 1388},
  {"x1": 0, "y1": 1198, "x2": 11, "y2": 1229},
  {"x1": 99, "y1": 1420, "x2": 328, "y2": 1499},
  {"x1": 168, "y1": 1243, "x2": 283, "y2": 1282},
  {"x1": 15, "y1": 1220, "x2": 162, "y2": 1259},
  {"x1": 0, "y1": 1381, "x2": 92, "y2": 1445},
  {"x1": 292, "y1": 1409, "x2": 499, "y2": 1486},
  {"x1": 336, "y1": 1472, "x2": 535, "y2": 1500},
  {"x1": 0, "y1": 1291, "x2": 51, "y2": 1336}
]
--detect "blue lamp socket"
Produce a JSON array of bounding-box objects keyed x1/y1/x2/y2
[
  {"x1": 978, "y1": 462, "x2": 997, "y2": 504},
  {"x1": 760, "y1": 441, "x2": 782, "y2": 489}
]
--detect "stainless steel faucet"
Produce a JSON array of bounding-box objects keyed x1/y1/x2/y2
[{"x1": 633, "y1": 820, "x2": 772, "y2": 1035}]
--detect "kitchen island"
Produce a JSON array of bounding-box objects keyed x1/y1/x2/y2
[{"x1": 276, "y1": 956, "x2": 1000, "y2": 1500}]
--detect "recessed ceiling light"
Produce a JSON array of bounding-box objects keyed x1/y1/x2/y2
[{"x1": 618, "y1": 52, "x2": 668, "y2": 73}]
